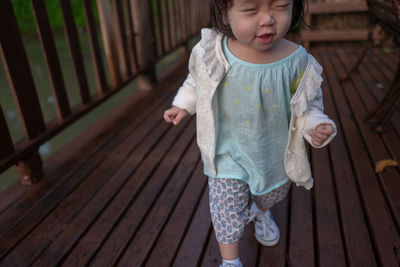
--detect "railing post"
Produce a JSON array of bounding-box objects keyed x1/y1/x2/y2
[
  {"x1": 1, "y1": 0, "x2": 46, "y2": 185},
  {"x1": 131, "y1": 0, "x2": 158, "y2": 90}
]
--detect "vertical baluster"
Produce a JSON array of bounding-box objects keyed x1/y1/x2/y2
[
  {"x1": 60, "y1": 0, "x2": 91, "y2": 104},
  {"x1": 0, "y1": 107, "x2": 14, "y2": 161},
  {"x1": 161, "y1": 0, "x2": 172, "y2": 52},
  {"x1": 155, "y1": 0, "x2": 166, "y2": 56},
  {"x1": 191, "y1": 0, "x2": 197, "y2": 35},
  {"x1": 168, "y1": 0, "x2": 177, "y2": 48},
  {"x1": 30, "y1": 0, "x2": 71, "y2": 119},
  {"x1": 124, "y1": 0, "x2": 139, "y2": 73},
  {"x1": 182, "y1": 0, "x2": 189, "y2": 39},
  {"x1": 149, "y1": 0, "x2": 162, "y2": 57},
  {"x1": 0, "y1": 0, "x2": 45, "y2": 184},
  {"x1": 82, "y1": 0, "x2": 108, "y2": 95},
  {"x1": 174, "y1": 0, "x2": 182, "y2": 43},
  {"x1": 112, "y1": 0, "x2": 131, "y2": 78},
  {"x1": 131, "y1": 0, "x2": 157, "y2": 90},
  {"x1": 97, "y1": 0, "x2": 122, "y2": 88}
]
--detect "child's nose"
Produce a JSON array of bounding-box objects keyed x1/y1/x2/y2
[{"x1": 259, "y1": 13, "x2": 275, "y2": 26}]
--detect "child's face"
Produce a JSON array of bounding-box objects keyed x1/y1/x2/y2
[{"x1": 225, "y1": 0, "x2": 293, "y2": 53}]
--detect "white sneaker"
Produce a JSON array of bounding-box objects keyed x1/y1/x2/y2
[{"x1": 248, "y1": 202, "x2": 280, "y2": 246}]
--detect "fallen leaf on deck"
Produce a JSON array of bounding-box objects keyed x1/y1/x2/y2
[{"x1": 375, "y1": 159, "x2": 399, "y2": 173}]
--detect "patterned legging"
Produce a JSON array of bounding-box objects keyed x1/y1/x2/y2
[{"x1": 208, "y1": 177, "x2": 291, "y2": 244}]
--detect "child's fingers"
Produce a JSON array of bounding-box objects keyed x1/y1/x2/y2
[
  {"x1": 173, "y1": 110, "x2": 187, "y2": 125},
  {"x1": 312, "y1": 139, "x2": 322, "y2": 146},
  {"x1": 163, "y1": 110, "x2": 176, "y2": 123},
  {"x1": 309, "y1": 131, "x2": 325, "y2": 146},
  {"x1": 312, "y1": 130, "x2": 329, "y2": 140},
  {"x1": 316, "y1": 124, "x2": 334, "y2": 135}
]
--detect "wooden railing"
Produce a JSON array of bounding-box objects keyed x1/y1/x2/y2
[
  {"x1": 0, "y1": 0, "x2": 210, "y2": 185},
  {"x1": 301, "y1": 1, "x2": 369, "y2": 49}
]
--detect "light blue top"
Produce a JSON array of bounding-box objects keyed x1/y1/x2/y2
[{"x1": 204, "y1": 37, "x2": 308, "y2": 195}]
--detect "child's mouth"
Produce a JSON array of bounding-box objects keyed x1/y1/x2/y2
[{"x1": 258, "y1": 34, "x2": 274, "y2": 43}]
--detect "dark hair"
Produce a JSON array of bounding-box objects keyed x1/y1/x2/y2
[{"x1": 211, "y1": 0, "x2": 309, "y2": 39}]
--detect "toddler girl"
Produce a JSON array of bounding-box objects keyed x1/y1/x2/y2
[{"x1": 164, "y1": 0, "x2": 337, "y2": 266}]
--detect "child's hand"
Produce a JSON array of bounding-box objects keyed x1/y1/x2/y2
[
  {"x1": 309, "y1": 123, "x2": 334, "y2": 147},
  {"x1": 163, "y1": 106, "x2": 188, "y2": 125}
]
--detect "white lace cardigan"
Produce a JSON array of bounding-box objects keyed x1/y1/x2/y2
[{"x1": 172, "y1": 28, "x2": 337, "y2": 190}]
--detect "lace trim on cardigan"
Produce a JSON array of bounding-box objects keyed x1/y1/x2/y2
[
  {"x1": 291, "y1": 55, "x2": 323, "y2": 117},
  {"x1": 199, "y1": 28, "x2": 230, "y2": 81}
]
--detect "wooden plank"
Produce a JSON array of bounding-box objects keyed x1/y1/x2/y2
[
  {"x1": 123, "y1": 0, "x2": 139, "y2": 73},
  {"x1": 313, "y1": 46, "x2": 378, "y2": 266},
  {"x1": 342, "y1": 46, "x2": 400, "y2": 147},
  {"x1": 60, "y1": 0, "x2": 91, "y2": 104},
  {"x1": 359, "y1": 48, "x2": 400, "y2": 144},
  {"x1": 175, "y1": 0, "x2": 184, "y2": 43},
  {"x1": 312, "y1": 140, "x2": 347, "y2": 265},
  {"x1": 96, "y1": 0, "x2": 122, "y2": 88},
  {"x1": 172, "y1": 188, "x2": 212, "y2": 267},
  {"x1": 201, "y1": 231, "x2": 223, "y2": 267},
  {"x1": 258, "y1": 198, "x2": 289, "y2": 267},
  {"x1": 155, "y1": 0, "x2": 166, "y2": 56},
  {"x1": 82, "y1": 0, "x2": 108, "y2": 95},
  {"x1": 0, "y1": 109, "x2": 174, "y2": 265},
  {"x1": 30, "y1": 0, "x2": 71, "y2": 119},
  {"x1": 190, "y1": 0, "x2": 197, "y2": 36},
  {"x1": 237, "y1": 224, "x2": 258, "y2": 267},
  {"x1": 168, "y1": 0, "x2": 177, "y2": 48},
  {"x1": 181, "y1": 0, "x2": 189, "y2": 40},
  {"x1": 301, "y1": 30, "x2": 368, "y2": 42},
  {"x1": 334, "y1": 46, "x2": 400, "y2": 228},
  {"x1": 144, "y1": 160, "x2": 206, "y2": 266},
  {"x1": 0, "y1": 89, "x2": 177, "y2": 262},
  {"x1": 0, "y1": 107, "x2": 14, "y2": 160},
  {"x1": 172, "y1": 186, "x2": 213, "y2": 266},
  {"x1": 361, "y1": 49, "x2": 400, "y2": 135},
  {"x1": 0, "y1": 59, "x2": 186, "y2": 233},
  {"x1": 88, "y1": 139, "x2": 199, "y2": 266},
  {"x1": 130, "y1": 0, "x2": 158, "y2": 72},
  {"x1": 309, "y1": 2, "x2": 368, "y2": 14},
  {"x1": 0, "y1": 64, "x2": 184, "y2": 237},
  {"x1": 373, "y1": 48, "x2": 399, "y2": 72},
  {"x1": 0, "y1": 149, "x2": 107, "y2": 264},
  {"x1": 140, "y1": 161, "x2": 207, "y2": 266},
  {"x1": 161, "y1": 0, "x2": 172, "y2": 52},
  {"x1": 31, "y1": 114, "x2": 195, "y2": 266},
  {"x1": 0, "y1": 55, "x2": 187, "y2": 174},
  {"x1": 0, "y1": 88, "x2": 165, "y2": 222},
  {"x1": 0, "y1": 0, "x2": 46, "y2": 139},
  {"x1": 320, "y1": 46, "x2": 400, "y2": 267},
  {"x1": 62, "y1": 118, "x2": 195, "y2": 266},
  {"x1": 112, "y1": 0, "x2": 131, "y2": 78},
  {"x1": 288, "y1": 185, "x2": 315, "y2": 266}
]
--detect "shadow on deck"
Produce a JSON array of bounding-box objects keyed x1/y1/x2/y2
[{"x1": 0, "y1": 44, "x2": 399, "y2": 267}]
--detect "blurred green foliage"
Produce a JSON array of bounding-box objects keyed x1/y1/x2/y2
[{"x1": 12, "y1": 0, "x2": 98, "y2": 36}]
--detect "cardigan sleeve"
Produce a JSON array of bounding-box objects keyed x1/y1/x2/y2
[
  {"x1": 171, "y1": 44, "x2": 200, "y2": 115},
  {"x1": 302, "y1": 87, "x2": 337, "y2": 148},
  {"x1": 172, "y1": 72, "x2": 196, "y2": 115}
]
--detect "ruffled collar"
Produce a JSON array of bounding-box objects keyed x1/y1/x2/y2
[{"x1": 199, "y1": 28, "x2": 230, "y2": 81}]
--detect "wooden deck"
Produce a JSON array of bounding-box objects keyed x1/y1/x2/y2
[{"x1": 0, "y1": 44, "x2": 399, "y2": 267}]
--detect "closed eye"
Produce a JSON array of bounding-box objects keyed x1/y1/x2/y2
[
  {"x1": 276, "y1": 4, "x2": 290, "y2": 8},
  {"x1": 241, "y1": 8, "x2": 257, "y2": 12}
]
